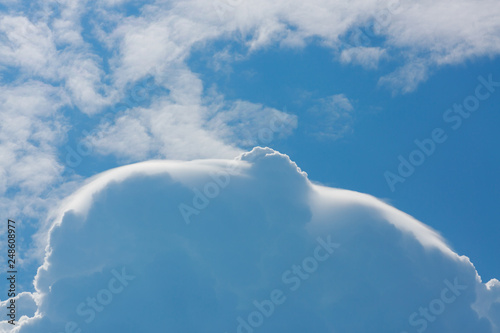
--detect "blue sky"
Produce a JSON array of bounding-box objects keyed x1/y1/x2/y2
[
  {"x1": 193, "y1": 44, "x2": 500, "y2": 281},
  {"x1": 1, "y1": 0, "x2": 500, "y2": 332}
]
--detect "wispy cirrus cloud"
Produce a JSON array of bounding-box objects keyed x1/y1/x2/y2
[{"x1": 307, "y1": 94, "x2": 354, "y2": 140}]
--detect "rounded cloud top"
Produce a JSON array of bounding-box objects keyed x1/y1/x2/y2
[
  {"x1": 6, "y1": 148, "x2": 500, "y2": 333},
  {"x1": 237, "y1": 146, "x2": 308, "y2": 178}
]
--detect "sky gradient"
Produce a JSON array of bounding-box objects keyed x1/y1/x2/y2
[{"x1": 0, "y1": 0, "x2": 499, "y2": 332}]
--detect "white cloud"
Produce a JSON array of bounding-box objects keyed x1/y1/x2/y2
[
  {"x1": 0, "y1": 81, "x2": 67, "y2": 199},
  {"x1": 1, "y1": 148, "x2": 498, "y2": 332},
  {"x1": 340, "y1": 46, "x2": 387, "y2": 69},
  {"x1": 1, "y1": 0, "x2": 498, "y2": 164},
  {"x1": 206, "y1": 100, "x2": 298, "y2": 147},
  {"x1": 2, "y1": 0, "x2": 500, "y2": 111},
  {"x1": 474, "y1": 279, "x2": 500, "y2": 331},
  {"x1": 0, "y1": 15, "x2": 57, "y2": 78},
  {"x1": 307, "y1": 94, "x2": 354, "y2": 140},
  {"x1": 0, "y1": 0, "x2": 499, "y2": 285},
  {"x1": 88, "y1": 94, "x2": 297, "y2": 161},
  {"x1": 378, "y1": 59, "x2": 430, "y2": 94},
  {"x1": 383, "y1": 0, "x2": 500, "y2": 65},
  {"x1": 0, "y1": 81, "x2": 72, "y2": 272},
  {"x1": 0, "y1": 11, "x2": 112, "y2": 114},
  {"x1": 0, "y1": 292, "x2": 37, "y2": 331},
  {"x1": 91, "y1": 0, "x2": 500, "y2": 97}
]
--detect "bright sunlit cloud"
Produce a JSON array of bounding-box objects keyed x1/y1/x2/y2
[{"x1": 2, "y1": 148, "x2": 499, "y2": 333}]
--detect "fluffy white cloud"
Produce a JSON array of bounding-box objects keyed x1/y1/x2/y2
[
  {"x1": 0, "y1": 81, "x2": 67, "y2": 211},
  {"x1": 2, "y1": 0, "x2": 499, "y2": 110},
  {"x1": 87, "y1": 97, "x2": 296, "y2": 161},
  {"x1": 1, "y1": 0, "x2": 500, "y2": 298},
  {"x1": 1, "y1": 0, "x2": 499, "y2": 166},
  {"x1": 0, "y1": 80, "x2": 76, "y2": 277},
  {"x1": 1, "y1": 148, "x2": 498, "y2": 333},
  {"x1": 87, "y1": 77, "x2": 297, "y2": 161},
  {"x1": 382, "y1": 0, "x2": 500, "y2": 65},
  {"x1": 0, "y1": 10, "x2": 111, "y2": 113}
]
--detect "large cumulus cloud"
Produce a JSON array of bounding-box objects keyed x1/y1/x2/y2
[
  {"x1": 1, "y1": 0, "x2": 500, "y2": 268},
  {"x1": 4, "y1": 147, "x2": 499, "y2": 333}
]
